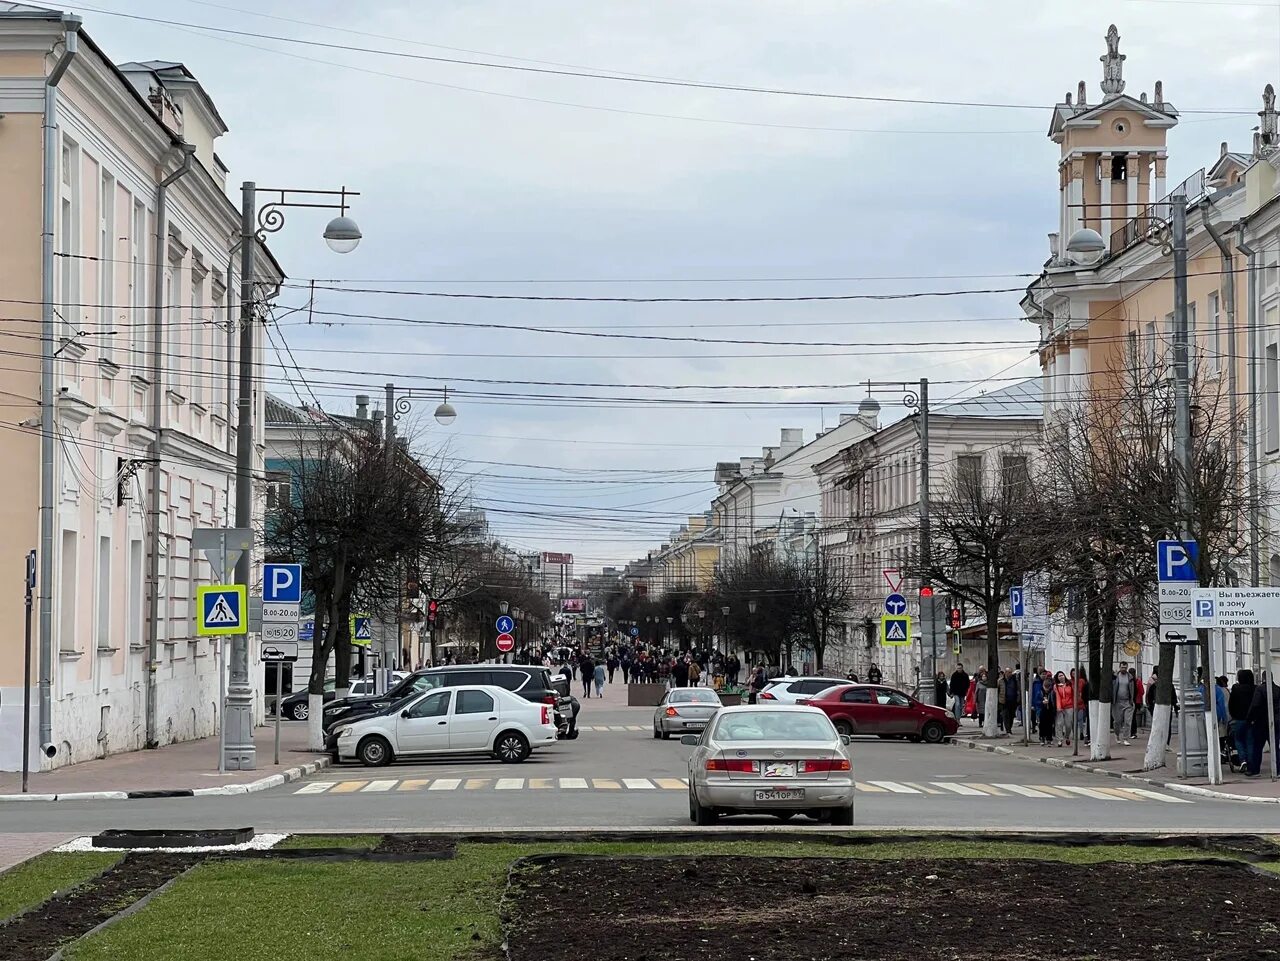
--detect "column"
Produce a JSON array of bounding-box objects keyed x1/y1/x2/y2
[
  {"x1": 1099, "y1": 154, "x2": 1112, "y2": 245},
  {"x1": 1070, "y1": 337, "x2": 1089, "y2": 401},
  {"x1": 1127, "y1": 152, "x2": 1140, "y2": 219},
  {"x1": 1154, "y1": 155, "x2": 1167, "y2": 205},
  {"x1": 1068, "y1": 172, "x2": 1084, "y2": 237}
]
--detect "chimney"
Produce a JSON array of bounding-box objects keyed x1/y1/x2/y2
[
  {"x1": 1048, "y1": 232, "x2": 1060, "y2": 260},
  {"x1": 779, "y1": 428, "x2": 803, "y2": 456},
  {"x1": 372, "y1": 407, "x2": 384, "y2": 429},
  {"x1": 355, "y1": 394, "x2": 369, "y2": 419},
  {"x1": 838, "y1": 413, "x2": 856, "y2": 426}
]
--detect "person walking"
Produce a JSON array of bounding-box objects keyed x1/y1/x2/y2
[
  {"x1": 579, "y1": 656, "x2": 594, "y2": 698},
  {"x1": 934, "y1": 670, "x2": 948, "y2": 708},
  {"x1": 1131, "y1": 668, "x2": 1144, "y2": 738},
  {"x1": 606, "y1": 655, "x2": 618, "y2": 684},
  {"x1": 1037, "y1": 671, "x2": 1057, "y2": 746},
  {"x1": 1244, "y1": 672, "x2": 1279, "y2": 777},
  {"x1": 672, "y1": 658, "x2": 689, "y2": 688},
  {"x1": 688, "y1": 660, "x2": 702, "y2": 688},
  {"x1": 867, "y1": 664, "x2": 883, "y2": 686},
  {"x1": 949, "y1": 664, "x2": 969, "y2": 721},
  {"x1": 995, "y1": 669, "x2": 1009, "y2": 733},
  {"x1": 1054, "y1": 671, "x2": 1075, "y2": 747},
  {"x1": 593, "y1": 661, "x2": 606, "y2": 698},
  {"x1": 748, "y1": 665, "x2": 767, "y2": 704},
  {"x1": 1001, "y1": 668, "x2": 1019, "y2": 734},
  {"x1": 1112, "y1": 661, "x2": 1136, "y2": 746},
  {"x1": 1030, "y1": 670, "x2": 1044, "y2": 737},
  {"x1": 1229, "y1": 669, "x2": 1256, "y2": 773}
]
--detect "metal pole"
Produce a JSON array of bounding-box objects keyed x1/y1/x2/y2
[
  {"x1": 384, "y1": 383, "x2": 395, "y2": 462},
  {"x1": 217, "y1": 532, "x2": 226, "y2": 775},
  {"x1": 1171, "y1": 194, "x2": 1214, "y2": 780},
  {"x1": 1267, "y1": 650, "x2": 1278, "y2": 780},
  {"x1": 227, "y1": 181, "x2": 258, "y2": 770},
  {"x1": 22, "y1": 549, "x2": 36, "y2": 793},
  {"x1": 1073, "y1": 631, "x2": 1081, "y2": 758},
  {"x1": 274, "y1": 659, "x2": 282, "y2": 766},
  {"x1": 1023, "y1": 634, "x2": 1030, "y2": 747},
  {"x1": 1238, "y1": 233, "x2": 1261, "y2": 667},
  {"x1": 918, "y1": 379, "x2": 939, "y2": 705}
]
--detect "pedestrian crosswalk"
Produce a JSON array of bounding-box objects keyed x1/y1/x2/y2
[
  {"x1": 579, "y1": 725, "x2": 650, "y2": 732},
  {"x1": 291, "y1": 776, "x2": 1192, "y2": 801}
]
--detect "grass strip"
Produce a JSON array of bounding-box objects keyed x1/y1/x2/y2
[
  {"x1": 65, "y1": 840, "x2": 1231, "y2": 961},
  {"x1": 0, "y1": 852, "x2": 120, "y2": 922}
]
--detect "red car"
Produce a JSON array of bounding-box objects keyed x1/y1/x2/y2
[{"x1": 798, "y1": 684, "x2": 957, "y2": 744}]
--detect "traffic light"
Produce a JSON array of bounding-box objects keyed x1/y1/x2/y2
[
  {"x1": 919, "y1": 585, "x2": 934, "y2": 599},
  {"x1": 948, "y1": 607, "x2": 962, "y2": 630},
  {"x1": 427, "y1": 599, "x2": 439, "y2": 623}
]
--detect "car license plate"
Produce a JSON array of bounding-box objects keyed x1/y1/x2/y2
[
  {"x1": 763, "y1": 762, "x2": 796, "y2": 778},
  {"x1": 685, "y1": 721, "x2": 706, "y2": 729},
  {"x1": 755, "y1": 788, "x2": 805, "y2": 801}
]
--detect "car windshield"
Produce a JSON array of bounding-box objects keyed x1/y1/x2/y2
[
  {"x1": 713, "y1": 711, "x2": 834, "y2": 742},
  {"x1": 671, "y1": 689, "x2": 720, "y2": 704}
]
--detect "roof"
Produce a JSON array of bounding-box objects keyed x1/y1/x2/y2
[
  {"x1": 0, "y1": 2, "x2": 63, "y2": 16},
  {"x1": 264, "y1": 393, "x2": 310, "y2": 427},
  {"x1": 934, "y1": 379, "x2": 1041, "y2": 419},
  {"x1": 1047, "y1": 93, "x2": 1178, "y2": 142}
]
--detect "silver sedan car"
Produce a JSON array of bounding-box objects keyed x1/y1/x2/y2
[
  {"x1": 653, "y1": 687, "x2": 722, "y2": 739},
  {"x1": 683, "y1": 705, "x2": 854, "y2": 825}
]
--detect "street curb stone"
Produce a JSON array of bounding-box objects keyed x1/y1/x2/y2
[
  {"x1": 950, "y1": 736, "x2": 1280, "y2": 804},
  {"x1": 0, "y1": 756, "x2": 330, "y2": 803}
]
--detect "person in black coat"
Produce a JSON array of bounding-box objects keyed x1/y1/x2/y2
[
  {"x1": 1229, "y1": 669, "x2": 1256, "y2": 772},
  {"x1": 948, "y1": 664, "x2": 970, "y2": 720},
  {"x1": 1245, "y1": 673, "x2": 1280, "y2": 776}
]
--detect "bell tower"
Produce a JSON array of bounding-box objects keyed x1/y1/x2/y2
[{"x1": 1047, "y1": 25, "x2": 1178, "y2": 262}]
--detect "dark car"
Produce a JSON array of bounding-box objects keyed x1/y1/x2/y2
[
  {"x1": 798, "y1": 684, "x2": 958, "y2": 744},
  {"x1": 322, "y1": 664, "x2": 578, "y2": 747},
  {"x1": 278, "y1": 679, "x2": 336, "y2": 721}
]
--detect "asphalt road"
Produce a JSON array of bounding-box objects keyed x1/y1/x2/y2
[{"x1": 2, "y1": 703, "x2": 1273, "y2": 835}]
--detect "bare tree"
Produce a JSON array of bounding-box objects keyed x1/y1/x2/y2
[
  {"x1": 795, "y1": 550, "x2": 857, "y2": 672},
  {"x1": 706, "y1": 550, "x2": 803, "y2": 668}
]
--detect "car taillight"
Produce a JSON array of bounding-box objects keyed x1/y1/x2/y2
[
  {"x1": 706, "y1": 758, "x2": 759, "y2": 773},
  {"x1": 796, "y1": 699, "x2": 810, "y2": 706},
  {"x1": 758, "y1": 691, "x2": 776, "y2": 700},
  {"x1": 543, "y1": 695, "x2": 557, "y2": 705},
  {"x1": 665, "y1": 707, "x2": 679, "y2": 716},
  {"x1": 801, "y1": 758, "x2": 851, "y2": 772},
  {"x1": 541, "y1": 705, "x2": 551, "y2": 725}
]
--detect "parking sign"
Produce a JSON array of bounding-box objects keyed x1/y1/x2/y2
[{"x1": 263, "y1": 563, "x2": 303, "y2": 604}]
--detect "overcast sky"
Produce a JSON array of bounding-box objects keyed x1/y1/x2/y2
[{"x1": 82, "y1": 0, "x2": 1280, "y2": 571}]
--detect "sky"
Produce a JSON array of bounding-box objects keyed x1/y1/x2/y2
[{"x1": 75, "y1": 0, "x2": 1280, "y2": 571}]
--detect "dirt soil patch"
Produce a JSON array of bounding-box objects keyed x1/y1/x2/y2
[
  {"x1": 0, "y1": 853, "x2": 198, "y2": 961},
  {"x1": 371, "y1": 835, "x2": 457, "y2": 859},
  {"x1": 505, "y1": 856, "x2": 1280, "y2": 961}
]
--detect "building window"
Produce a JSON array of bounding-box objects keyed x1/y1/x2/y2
[
  {"x1": 1207, "y1": 291, "x2": 1221, "y2": 375},
  {"x1": 1001, "y1": 455, "x2": 1030, "y2": 500},
  {"x1": 1266, "y1": 342, "x2": 1279, "y2": 455},
  {"x1": 1144, "y1": 320, "x2": 1157, "y2": 369},
  {"x1": 128, "y1": 538, "x2": 143, "y2": 647},
  {"x1": 96, "y1": 535, "x2": 111, "y2": 649},
  {"x1": 166, "y1": 266, "x2": 181, "y2": 395},
  {"x1": 1110, "y1": 155, "x2": 1127, "y2": 182},
  {"x1": 59, "y1": 530, "x2": 78, "y2": 652},
  {"x1": 131, "y1": 202, "x2": 147, "y2": 369},
  {"x1": 99, "y1": 171, "x2": 115, "y2": 345},
  {"x1": 190, "y1": 272, "x2": 205, "y2": 405},
  {"x1": 212, "y1": 288, "x2": 225, "y2": 414},
  {"x1": 956, "y1": 454, "x2": 983, "y2": 493},
  {"x1": 1127, "y1": 330, "x2": 1138, "y2": 369},
  {"x1": 59, "y1": 139, "x2": 80, "y2": 333},
  {"x1": 264, "y1": 472, "x2": 291, "y2": 511}
]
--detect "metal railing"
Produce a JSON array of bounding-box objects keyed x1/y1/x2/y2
[{"x1": 1108, "y1": 168, "x2": 1205, "y2": 254}]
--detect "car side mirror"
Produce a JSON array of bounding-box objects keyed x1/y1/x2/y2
[
  {"x1": 840, "y1": 734, "x2": 852, "y2": 746},
  {"x1": 401, "y1": 710, "x2": 410, "y2": 718},
  {"x1": 680, "y1": 734, "x2": 700, "y2": 746}
]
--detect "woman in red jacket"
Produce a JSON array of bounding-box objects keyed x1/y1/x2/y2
[{"x1": 1054, "y1": 671, "x2": 1075, "y2": 746}]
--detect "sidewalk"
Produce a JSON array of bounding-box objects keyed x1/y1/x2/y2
[
  {"x1": 0, "y1": 723, "x2": 329, "y2": 801},
  {"x1": 950, "y1": 718, "x2": 1280, "y2": 803}
]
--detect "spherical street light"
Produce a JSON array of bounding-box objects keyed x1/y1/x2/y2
[
  {"x1": 322, "y1": 215, "x2": 362, "y2": 254},
  {"x1": 434, "y1": 386, "x2": 457, "y2": 426},
  {"x1": 748, "y1": 599, "x2": 757, "y2": 615},
  {"x1": 1065, "y1": 227, "x2": 1106, "y2": 265}
]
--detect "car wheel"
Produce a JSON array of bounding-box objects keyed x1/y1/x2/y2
[
  {"x1": 829, "y1": 803, "x2": 855, "y2": 827},
  {"x1": 834, "y1": 719, "x2": 854, "y2": 737},
  {"x1": 921, "y1": 720, "x2": 946, "y2": 744},
  {"x1": 653, "y1": 725, "x2": 662, "y2": 739},
  {"x1": 357, "y1": 735, "x2": 392, "y2": 767},
  {"x1": 494, "y1": 730, "x2": 531, "y2": 763},
  {"x1": 289, "y1": 701, "x2": 308, "y2": 722},
  {"x1": 689, "y1": 785, "x2": 717, "y2": 826}
]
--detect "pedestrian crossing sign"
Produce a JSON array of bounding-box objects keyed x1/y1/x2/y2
[
  {"x1": 349, "y1": 615, "x2": 373, "y2": 646},
  {"x1": 880, "y1": 614, "x2": 911, "y2": 647},
  {"x1": 196, "y1": 585, "x2": 247, "y2": 636}
]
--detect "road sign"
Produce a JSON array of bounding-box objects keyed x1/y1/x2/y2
[
  {"x1": 1156, "y1": 539, "x2": 1199, "y2": 582},
  {"x1": 883, "y1": 568, "x2": 903, "y2": 593},
  {"x1": 880, "y1": 615, "x2": 911, "y2": 647},
  {"x1": 1192, "y1": 588, "x2": 1280, "y2": 629},
  {"x1": 262, "y1": 603, "x2": 299, "y2": 622},
  {"x1": 197, "y1": 585, "x2": 246, "y2": 636},
  {"x1": 261, "y1": 641, "x2": 299, "y2": 662},
  {"x1": 495, "y1": 615, "x2": 515, "y2": 634},
  {"x1": 630, "y1": 626, "x2": 640, "y2": 637},
  {"x1": 496, "y1": 632, "x2": 515, "y2": 653},
  {"x1": 263, "y1": 563, "x2": 302, "y2": 604},
  {"x1": 263, "y1": 621, "x2": 299, "y2": 645},
  {"x1": 350, "y1": 616, "x2": 372, "y2": 646},
  {"x1": 1009, "y1": 586, "x2": 1024, "y2": 618},
  {"x1": 193, "y1": 527, "x2": 252, "y2": 582},
  {"x1": 884, "y1": 593, "x2": 907, "y2": 616},
  {"x1": 299, "y1": 620, "x2": 314, "y2": 641}
]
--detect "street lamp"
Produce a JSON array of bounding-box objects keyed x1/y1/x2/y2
[
  {"x1": 434, "y1": 386, "x2": 458, "y2": 426},
  {"x1": 224, "y1": 181, "x2": 361, "y2": 772},
  {"x1": 499, "y1": 601, "x2": 509, "y2": 615},
  {"x1": 1065, "y1": 227, "x2": 1106, "y2": 265}
]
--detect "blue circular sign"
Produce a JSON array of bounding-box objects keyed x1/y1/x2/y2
[
  {"x1": 884, "y1": 593, "x2": 908, "y2": 616},
  {"x1": 495, "y1": 615, "x2": 514, "y2": 634},
  {"x1": 630, "y1": 626, "x2": 640, "y2": 637}
]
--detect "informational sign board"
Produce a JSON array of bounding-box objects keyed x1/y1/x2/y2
[
  {"x1": 262, "y1": 603, "x2": 299, "y2": 622},
  {"x1": 1192, "y1": 588, "x2": 1280, "y2": 629},
  {"x1": 880, "y1": 615, "x2": 911, "y2": 647},
  {"x1": 263, "y1": 621, "x2": 299, "y2": 645},
  {"x1": 196, "y1": 585, "x2": 247, "y2": 636},
  {"x1": 262, "y1": 563, "x2": 303, "y2": 604},
  {"x1": 1156, "y1": 539, "x2": 1199, "y2": 582},
  {"x1": 261, "y1": 641, "x2": 299, "y2": 662}
]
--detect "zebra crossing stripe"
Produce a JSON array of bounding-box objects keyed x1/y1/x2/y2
[
  {"x1": 1059, "y1": 785, "x2": 1125, "y2": 800},
  {"x1": 1028, "y1": 784, "x2": 1073, "y2": 797},
  {"x1": 867, "y1": 781, "x2": 920, "y2": 794},
  {"x1": 1119, "y1": 787, "x2": 1192, "y2": 803},
  {"x1": 900, "y1": 782, "x2": 943, "y2": 794},
  {"x1": 592, "y1": 779, "x2": 622, "y2": 789},
  {"x1": 623, "y1": 778, "x2": 655, "y2": 789},
  {"x1": 428, "y1": 778, "x2": 461, "y2": 791},
  {"x1": 528, "y1": 778, "x2": 554, "y2": 789},
  {"x1": 495, "y1": 778, "x2": 523, "y2": 790},
  {"x1": 559, "y1": 777, "x2": 589, "y2": 789},
  {"x1": 854, "y1": 782, "x2": 887, "y2": 793},
  {"x1": 653, "y1": 778, "x2": 685, "y2": 790},
  {"x1": 330, "y1": 781, "x2": 366, "y2": 793},
  {"x1": 295, "y1": 781, "x2": 334, "y2": 795},
  {"x1": 993, "y1": 783, "x2": 1053, "y2": 798},
  {"x1": 1089, "y1": 786, "x2": 1142, "y2": 801},
  {"x1": 465, "y1": 779, "x2": 491, "y2": 790},
  {"x1": 932, "y1": 782, "x2": 985, "y2": 796},
  {"x1": 626, "y1": 726, "x2": 645, "y2": 731},
  {"x1": 397, "y1": 779, "x2": 430, "y2": 792},
  {"x1": 965, "y1": 783, "x2": 1008, "y2": 796},
  {"x1": 361, "y1": 780, "x2": 397, "y2": 793}
]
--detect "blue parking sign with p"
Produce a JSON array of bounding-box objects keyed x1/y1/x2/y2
[
  {"x1": 1009, "y1": 586, "x2": 1024, "y2": 618},
  {"x1": 263, "y1": 563, "x2": 302, "y2": 603},
  {"x1": 1156, "y1": 540, "x2": 1198, "y2": 582}
]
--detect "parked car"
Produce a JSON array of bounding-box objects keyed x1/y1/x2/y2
[
  {"x1": 653, "y1": 687, "x2": 721, "y2": 739},
  {"x1": 683, "y1": 705, "x2": 854, "y2": 825},
  {"x1": 798, "y1": 684, "x2": 958, "y2": 743},
  {"x1": 322, "y1": 664, "x2": 576, "y2": 749},
  {"x1": 278, "y1": 679, "x2": 335, "y2": 721},
  {"x1": 333, "y1": 684, "x2": 558, "y2": 766},
  {"x1": 757, "y1": 676, "x2": 850, "y2": 704},
  {"x1": 347, "y1": 672, "x2": 409, "y2": 697}
]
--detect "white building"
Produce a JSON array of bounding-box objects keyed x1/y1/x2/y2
[{"x1": 0, "y1": 7, "x2": 283, "y2": 770}]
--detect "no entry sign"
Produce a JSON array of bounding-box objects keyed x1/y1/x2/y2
[{"x1": 496, "y1": 632, "x2": 515, "y2": 653}]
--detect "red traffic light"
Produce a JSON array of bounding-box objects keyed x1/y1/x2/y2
[
  {"x1": 427, "y1": 599, "x2": 439, "y2": 623},
  {"x1": 948, "y1": 608, "x2": 962, "y2": 630},
  {"x1": 919, "y1": 586, "x2": 934, "y2": 599}
]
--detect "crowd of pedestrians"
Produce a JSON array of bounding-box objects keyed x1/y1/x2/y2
[{"x1": 539, "y1": 638, "x2": 749, "y2": 697}]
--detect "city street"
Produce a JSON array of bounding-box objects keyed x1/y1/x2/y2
[{"x1": 1, "y1": 689, "x2": 1270, "y2": 837}]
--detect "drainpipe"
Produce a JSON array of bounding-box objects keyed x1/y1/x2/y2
[
  {"x1": 37, "y1": 14, "x2": 80, "y2": 759},
  {"x1": 1202, "y1": 209, "x2": 1240, "y2": 512},
  {"x1": 1237, "y1": 229, "x2": 1261, "y2": 664},
  {"x1": 144, "y1": 142, "x2": 197, "y2": 749}
]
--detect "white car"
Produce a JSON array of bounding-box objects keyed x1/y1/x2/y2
[
  {"x1": 758, "y1": 677, "x2": 850, "y2": 704},
  {"x1": 334, "y1": 684, "x2": 557, "y2": 766}
]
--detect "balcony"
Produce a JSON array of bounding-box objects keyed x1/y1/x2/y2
[{"x1": 1108, "y1": 169, "x2": 1205, "y2": 256}]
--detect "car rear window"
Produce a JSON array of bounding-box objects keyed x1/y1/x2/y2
[
  {"x1": 671, "y1": 689, "x2": 720, "y2": 703},
  {"x1": 490, "y1": 669, "x2": 531, "y2": 691},
  {"x1": 714, "y1": 712, "x2": 835, "y2": 742}
]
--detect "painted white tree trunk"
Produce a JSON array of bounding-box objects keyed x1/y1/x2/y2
[
  {"x1": 308, "y1": 694, "x2": 324, "y2": 751},
  {"x1": 1204, "y1": 709, "x2": 1223, "y2": 784},
  {"x1": 1143, "y1": 703, "x2": 1172, "y2": 770},
  {"x1": 982, "y1": 687, "x2": 999, "y2": 737},
  {"x1": 1089, "y1": 701, "x2": 1111, "y2": 760}
]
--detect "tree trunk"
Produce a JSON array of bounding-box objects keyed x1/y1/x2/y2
[
  {"x1": 982, "y1": 607, "x2": 1000, "y2": 737},
  {"x1": 306, "y1": 594, "x2": 331, "y2": 752},
  {"x1": 1199, "y1": 626, "x2": 1223, "y2": 783},
  {"x1": 335, "y1": 589, "x2": 353, "y2": 695},
  {"x1": 982, "y1": 686, "x2": 999, "y2": 738},
  {"x1": 815, "y1": 611, "x2": 827, "y2": 673},
  {"x1": 1143, "y1": 643, "x2": 1177, "y2": 770},
  {"x1": 1091, "y1": 602, "x2": 1117, "y2": 761}
]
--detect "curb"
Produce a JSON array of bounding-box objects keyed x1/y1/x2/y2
[
  {"x1": 950, "y1": 737, "x2": 1280, "y2": 804},
  {"x1": 0, "y1": 756, "x2": 330, "y2": 803}
]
